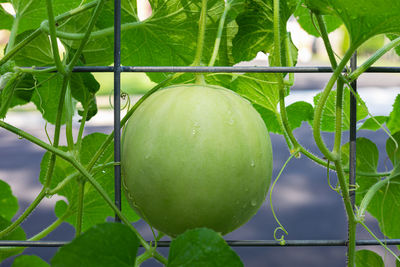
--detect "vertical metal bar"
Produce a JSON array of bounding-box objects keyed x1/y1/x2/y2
[
  {"x1": 113, "y1": 0, "x2": 122, "y2": 222},
  {"x1": 349, "y1": 52, "x2": 357, "y2": 208}
]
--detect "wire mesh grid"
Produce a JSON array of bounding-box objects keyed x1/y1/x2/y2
[{"x1": 1, "y1": 0, "x2": 400, "y2": 253}]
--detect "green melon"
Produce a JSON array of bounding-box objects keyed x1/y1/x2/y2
[{"x1": 122, "y1": 84, "x2": 273, "y2": 237}]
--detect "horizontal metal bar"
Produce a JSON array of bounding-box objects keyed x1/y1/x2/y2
[
  {"x1": 1, "y1": 239, "x2": 400, "y2": 247},
  {"x1": 24, "y1": 66, "x2": 400, "y2": 73}
]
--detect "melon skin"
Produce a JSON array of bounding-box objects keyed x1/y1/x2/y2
[{"x1": 121, "y1": 84, "x2": 273, "y2": 237}]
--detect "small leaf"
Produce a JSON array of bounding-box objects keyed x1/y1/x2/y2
[
  {"x1": 356, "y1": 250, "x2": 384, "y2": 267},
  {"x1": 70, "y1": 72, "x2": 100, "y2": 121},
  {"x1": 386, "y1": 132, "x2": 400, "y2": 168},
  {"x1": 387, "y1": 94, "x2": 400, "y2": 135},
  {"x1": 341, "y1": 137, "x2": 379, "y2": 206},
  {"x1": 0, "y1": 179, "x2": 18, "y2": 221},
  {"x1": 253, "y1": 105, "x2": 281, "y2": 134},
  {"x1": 254, "y1": 101, "x2": 313, "y2": 135},
  {"x1": 359, "y1": 116, "x2": 388, "y2": 131},
  {"x1": 51, "y1": 223, "x2": 139, "y2": 267},
  {"x1": 313, "y1": 87, "x2": 368, "y2": 132},
  {"x1": 167, "y1": 228, "x2": 243, "y2": 267},
  {"x1": 286, "y1": 101, "x2": 314, "y2": 129},
  {"x1": 294, "y1": 3, "x2": 342, "y2": 37},
  {"x1": 0, "y1": 216, "x2": 26, "y2": 261},
  {"x1": 12, "y1": 255, "x2": 50, "y2": 267}
]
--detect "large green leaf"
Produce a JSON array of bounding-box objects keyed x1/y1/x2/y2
[
  {"x1": 167, "y1": 228, "x2": 243, "y2": 267},
  {"x1": 11, "y1": 0, "x2": 82, "y2": 34},
  {"x1": 355, "y1": 250, "x2": 384, "y2": 267},
  {"x1": 39, "y1": 133, "x2": 139, "y2": 232},
  {"x1": 12, "y1": 255, "x2": 50, "y2": 267},
  {"x1": 0, "y1": 216, "x2": 26, "y2": 262},
  {"x1": 51, "y1": 223, "x2": 139, "y2": 267},
  {"x1": 305, "y1": 0, "x2": 400, "y2": 48},
  {"x1": 232, "y1": 0, "x2": 298, "y2": 63},
  {"x1": 0, "y1": 180, "x2": 18, "y2": 221},
  {"x1": 0, "y1": 6, "x2": 13, "y2": 30},
  {"x1": 294, "y1": 2, "x2": 342, "y2": 37},
  {"x1": 387, "y1": 94, "x2": 400, "y2": 135},
  {"x1": 31, "y1": 73, "x2": 67, "y2": 124},
  {"x1": 313, "y1": 87, "x2": 368, "y2": 132},
  {"x1": 14, "y1": 31, "x2": 54, "y2": 67},
  {"x1": 60, "y1": 0, "x2": 244, "y2": 83}
]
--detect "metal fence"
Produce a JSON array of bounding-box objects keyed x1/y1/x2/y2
[{"x1": 1, "y1": 0, "x2": 400, "y2": 261}]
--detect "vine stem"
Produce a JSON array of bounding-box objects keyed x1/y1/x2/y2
[
  {"x1": 349, "y1": 36, "x2": 400, "y2": 81},
  {"x1": 75, "y1": 181, "x2": 86, "y2": 237},
  {"x1": 40, "y1": 21, "x2": 142, "y2": 40},
  {"x1": 208, "y1": 0, "x2": 230, "y2": 67},
  {"x1": 5, "y1": 17, "x2": 20, "y2": 54},
  {"x1": 312, "y1": 48, "x2": 355, "y2": 162},
  {"x1": 0, "y1": 189, "x2": 46, "y2": 238},
  {"x1": 45, "y1": 0, "x2": 65, "y2": 75},
  {"x1": 193, "y1": 0, "x2": 207, "y2": 84},
  {"x1": 357, "y1": 168, "x2": 399, "y2": 219},
  {"x1": 334, "y1": 160, "x2": 357, "y2": 266}
]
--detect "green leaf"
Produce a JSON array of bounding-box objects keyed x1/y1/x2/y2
[
  {"x1": 355, "y1": 250, "x2": 384, "y2": 267},
  {"x1": 14, "y1": 31, "x2": 54, "y2": 67},
  {"x1": 31, "y1": 73, "x2": 67, "y2": 125},
  {"x1": 12, "y1": 0, "x2": 82, "y2": 34},
  {"x1": 386, "y1": 132, "x2": 400, "y2": 168},
  {"x1": 343, "y1": 134, "x2": 400, "y2": 241},
  {"x1": 40, "y1": 133, "x2": 139, "y2": 232},
  {"x1": 232, "y1": 0, "x2": 298, "y2": 63},
  {"x1": 286, "y1": 101, "x2": 314, "y2": 128},
  {"x1": 294, "y1": 3, "x2": 342, "y2": 37},
  {"x1": 62, "y1": 0, "x2": 242, "y2": 83},
  {"x1": 0, "y1": 72, "x2": 19, "y2": 118},
  {"x1": 231, "y1": 73, "x2": 281, "y2": 112},
  {"x1": 341, "y1": 138, "x2": 379, "y2": 206},
  {"x1": 0, "y1": 216, "x2": 26, "y2": 261},
  {"x1": 313, "y1": 87, "x2": 368, "y2": 132},
  {"x1": 51, "y1": 223, "x2": 139, "y2": 267},
  {"x1": 305, "y1": 0, "x2": 400, "y2": 48},
  {"x1": 0, "y1": 179, "x2": 18, "y2": 221},
  {"x1": 359, "y1": 116, "x2": 388, "y2": 131},
  {"x1": 254, "y1": 101, "x2": 313, "y2": 134},
  {"x1": 0, "y1": 6, "x2": 13, "y2": 30},
  {"x1": 12, "y1": 255, "x2": 50, "y2": 267},
  {"x1": 70, "y1": 72, "x2": 100, "y2": 121},
  {"x1": 387, "y1": 94, "x2": 400, "y2": 135},
  {"x1": 167, "y1": 228, "x2": 243, "y2": 267},
  {"x1": 387, "y1": 34, "x2": 400, "y2": 57},
  {"x1": 253, "y1": 105, "x2": 281, "y2": 134}
]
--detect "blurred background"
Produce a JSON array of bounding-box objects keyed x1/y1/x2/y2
[{"x1": 1, "y1": 1, "x2": 400, "y2": 266}]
